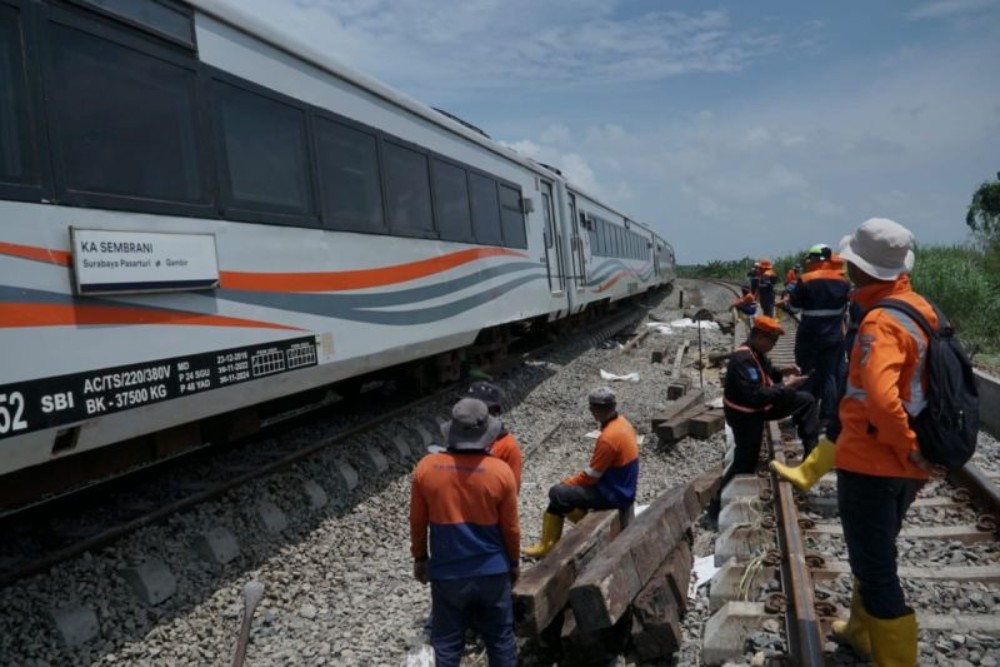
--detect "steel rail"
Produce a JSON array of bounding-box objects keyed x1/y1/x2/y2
[{"x1": 768, "y1": 422, "x2": 825, "y2": 666}]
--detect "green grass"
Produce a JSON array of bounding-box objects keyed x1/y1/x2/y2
[
  {"x1": 910, "y1": 245, "x2": 1000, "y2": 358},
  {"x1": 681, "y1": 243, "x2": 1000, "y2": 358}
]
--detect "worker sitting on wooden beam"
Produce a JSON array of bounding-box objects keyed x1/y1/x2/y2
[{"x1": 523, "y1": 387, "x2": 639, "y2": 559}]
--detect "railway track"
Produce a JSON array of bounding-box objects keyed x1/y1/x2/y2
[
  {"x1": 0, "y1": 305, "x2": 650, "y2": 590},
  {"x1": 705, "y1": 300, "x2": 1000, "y2": 664}
]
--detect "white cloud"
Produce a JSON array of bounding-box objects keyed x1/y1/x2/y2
[
  {"x1": 907, "y1": 0, "x2": 997, "y2": 20},
  {"x1": 231, "y1": 0, "x2": 780, "y2": 98}
]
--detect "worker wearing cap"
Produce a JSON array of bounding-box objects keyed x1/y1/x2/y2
[
  {"x1": 523, "y1": 387, "x2": 638, "y2": 558},
  {"x1": 410, "y1": 398, "x2": 520, "y2": 666},
  {"x1": 757, "y1": 259, "x2": 778, "y2": 317},
  {"x1": 466, "y1": 381, "x2": 523, "y2": 491},
  {"x1": 789, "y1": 244, "x2": 851, "y2": 433},
  {"x1": 719, "y1": 316, "x2": 817, "y2": 491}
]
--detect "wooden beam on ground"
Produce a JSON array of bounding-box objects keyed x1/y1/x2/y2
[
  {"x1": 628, "y1": 540, "x2": 692, "y2": 661},
  {"x1": 569, "y1": 484, "x2": 697, "y2": 632},
  {"x1": 666, "y1": 377, "x2": 692, "y2": 400},
  {"x1": 690, "y1": 464, "x2": 725, "y2": 511},
  {"x1": 513, "y1": 510, "x2": 623, "y2": 637},
  {"x1": 670, "y1": 341, "x2": 690, "y2": 379},
  {"x1": 621, "y1": 328, "x2": 652, "y2": 355},
  {"x1": 688, "y1": 408, "x2": 726, "y2": 439},
  {"x1": 651, "y1": 345, "x2": 670, "y2": 364},
  {"x1": 650, "y1": 390, "x2": 704, "y2": 431}
]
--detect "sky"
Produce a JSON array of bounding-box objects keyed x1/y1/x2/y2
[{"x1": 221, "y1": 0, "x2": 1000, "y2": 263}]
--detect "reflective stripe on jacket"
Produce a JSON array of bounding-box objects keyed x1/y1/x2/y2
[
  {"x1": 723, "y1": 343, "x2": 788, "y2": 413},
  {"x1": 835, "y1": 275, "x2": 934, "y2": 480},
  {"x1": 790, "y1": 260, "x2": 851, "y2": 342}
]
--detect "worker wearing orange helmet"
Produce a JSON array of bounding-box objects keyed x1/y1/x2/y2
[
  {"x1": 756, "y1": 259, "x2": 778, "y2": 317},
  {"x1": 716, "y1": 316, "x2": 817, "y2": 495}
]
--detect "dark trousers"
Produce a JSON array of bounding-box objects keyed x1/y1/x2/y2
[
  {"x1": 795, "y1": 335, "x2": 845, "y2": 423},
  {"x1": 547, "y1": 483, "x2": 618, "y2": 515},
  {"x1": 837, "y1": 470, "x2": 924, "y2": 620},
  {"x1": 759, "y1": 288, "x2": 775, "y2": 317},
  {"x1": 431, "y1": 573, "x2": 516, "y2": 667},
  {"x1": 721, "y1": 390, "x2": 818, "y2": 489}
]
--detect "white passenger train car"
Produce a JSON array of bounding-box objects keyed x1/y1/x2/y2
[{"x1": 0, "y1": 0, "x2": 673, "y2": 480}]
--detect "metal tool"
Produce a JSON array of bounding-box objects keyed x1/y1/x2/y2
[{"x1": 232, "y1": 579, "x2": 266, "y2": 667}]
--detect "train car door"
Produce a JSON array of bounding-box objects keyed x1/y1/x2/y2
[
  {"x1": 653, "y1": 241, "x2": 661, "y2": 277},
  {"x1": 541, "y1": 182, "x2": 565, "y2": 293},
  {"x1": 568, "y1": 193, "x2": 586, "y2": 291}
]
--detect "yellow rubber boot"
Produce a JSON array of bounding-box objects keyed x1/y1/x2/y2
[
  {"x1": 868, "y1": 609, "x2": 918, "y2": 667},
  {"x1": 831, "y1": 583, "x2": 871, "y2": 658},
  {"x1": 770, "y1": 436, "x2": 836, "y2": 492},
  {"x1": 566, "y1": 508, "x2": 587, "y2": 524},
  {"x1": 522, "y1": 512, "x2": 564, "y2": 558}
]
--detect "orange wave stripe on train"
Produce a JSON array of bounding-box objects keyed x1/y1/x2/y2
[
  {"x1": 0, "y1": 242, "x2": 72, "y2": 266},
  {"x1": 0, "y1": 303, "x2": 302, "y2": 331},
  {"x1": 220, "y1": 247, "x2": 526, "y2": 292},
  {"x1": 595, "y1": 271, "x2": 628, "y2": 293}
]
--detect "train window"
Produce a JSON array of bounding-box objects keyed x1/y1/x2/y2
[
  {"x1": 431, "y1": 158, "x2": 473, "y2": 242},
  {"x1": 48, "y1": 20, "x2": 205, "y2": 206},
  {"x1": 0, "y1": 4, "x2": 34, "y2": 186},
  {"x1": 499, "y1": 184, "x2": 527, "y2": 249},
  {"x1": 215, "y1": 80, "x2": 314, "y2": 216},
  {"x1": 469, "y1": 173, "x2": 502, "y2": 245},
  {"x1": 384, "y1": 140, "x2": 435, "y2": 237},
  {"x1": 73, "y1": 0, "x2": 194, "y2": 48},
  {"x1": 315, "y1": 116, "x2": 385, "y2": 233}
]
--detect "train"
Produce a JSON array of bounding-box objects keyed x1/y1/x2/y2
[{"x1": 0, "y1": 0, "x2": 675, "y2": 492}]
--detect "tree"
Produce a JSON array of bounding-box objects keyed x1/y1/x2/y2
[{"x1": 966, "y1": 174, "x2": 1000, "y2": 243}]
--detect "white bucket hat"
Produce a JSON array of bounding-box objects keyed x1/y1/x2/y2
[{"x1": 838, "y1": 218, "x2": 915, "y2": 280}]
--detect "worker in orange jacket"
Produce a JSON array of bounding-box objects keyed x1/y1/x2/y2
[
  {"x1": 410, "y1": 398, "x2": 520, "y2": 666},
  {"x1": 826, "y1": 218, "x2": 929, "y2": 666},
  {"x1": 756, "y1": 259, "x2": 778, "y2": 317},
  {"x1": 730, "y1": 284, "x2": 758, "y2": 327},
  {"x1": 466, "y1": 381, "x2": 523, "y2": 491},
  {"x1": 523, "y1": 387, "x2": 638, "y2": 558}
]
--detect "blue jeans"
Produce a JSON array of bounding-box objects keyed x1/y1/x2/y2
[
  {"x1": 837, "y1": 469, "x2": 924, "y2": 619},
  {"x1": 431, "y1": 573, "x2": 516, "y2": 666},
  {"x1": 795, "y1": 335, "x2": 844, "y2": 423}
]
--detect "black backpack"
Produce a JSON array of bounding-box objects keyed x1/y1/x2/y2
[{"x1": 872, "y1": 298, "x2": 979, "y2": 470}]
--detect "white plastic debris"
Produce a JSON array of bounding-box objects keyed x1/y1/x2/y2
[
  {"x1": 403, "y1": 644, "x2": 435, "y2": 667},
  {"x1": 645, "y1": 323, "x2": 674, "y2": 335},
  {"x1": 635, "y1": 503, "x2": 649, "y2": 516},
  {"x1": 708, "y1": 396, "x2": 724, "y2": 409},
  {"x1": 599, "y1": 369, "x2": 640, "y2": 382},
  {"x1": 585, "y1": 430, "x2": 601, "y2": 439},
  {"x1": 689, "y1": 554, "x2": 720, "y2": 599},
  {"x1": 669, "y1": 318, "x2": 720, "y2": 331}
]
